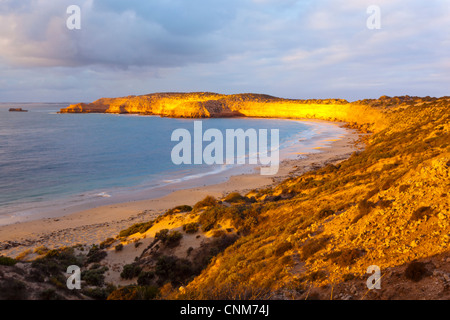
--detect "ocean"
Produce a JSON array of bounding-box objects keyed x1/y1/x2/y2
[{"x1": 0, "y1": 103, "x2": 346, "y2": 225}]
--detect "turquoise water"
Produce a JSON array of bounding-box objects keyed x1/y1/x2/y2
[{"x1": 0, "y1": 103, "x2": 344, "y2": 224}]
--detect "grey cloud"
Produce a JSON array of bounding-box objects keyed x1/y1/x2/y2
[
  {"x1": 0, "y1": 0, "x2": 244, "y2": 68},
  {"x1": 0, "y1": 0, "x2": 449, "y2": 102},
  {"x1": 92, "y1": 0, "x2": 240, "y2": 36}
]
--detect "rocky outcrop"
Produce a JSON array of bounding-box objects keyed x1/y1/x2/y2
[
  {"x1": 60, "y1": 93, "x2": 235, "y2": 117},
  {"x1": 9, "y1": 108, "x2": 28, "y2": 112}
]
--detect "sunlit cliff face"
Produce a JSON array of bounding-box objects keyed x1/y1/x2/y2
[{"x1": 60, "y1": 92, "x2": 388, "y2": 132}]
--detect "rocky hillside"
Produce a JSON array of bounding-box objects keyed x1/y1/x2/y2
[{"x1": 174, "y1": 96, "x2": 450, "y2": 299}]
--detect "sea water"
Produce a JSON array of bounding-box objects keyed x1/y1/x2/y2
[{"x1": 0, "y1": 103, "x2": 346, "y2": 225}]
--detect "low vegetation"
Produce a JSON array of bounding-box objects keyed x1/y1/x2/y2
[
  {"x1": 107, "y1": 285, "x2": 159, "y2": 300},
  {"x1": 410, "y1": 206, "x2": 435, "y2": 221},
  {"x1": 31, "y1": 247, "x2": 81, "y2": 278},
  {"x1": 223, "y1": 192, "x2": 247, "y2": 204},
  {"x1": 351, "y1": 199, "x2": 374, "y2": 224},
  {"x1": 166, "y1": 205, "x2": 193, "y2": 215},
  {"x1": 120, "y1": 263, "x2": 142, "y2": 280},
  {"x1": 404, "y1": 261, "x2": 429, "y2": 282},
  {"x1": 193, "y1": 196, "x2": 218, "y2": 212},
  {"x1": 155, "y1": 229, "x2": 183, "y2": 247},
  {"x1": 301, "y1": 237, "x2": 330, "y2": 260},
  {"x1": 0, "y1": 256, "x2": 17, "y2": 266},
  {"x1": 86, "y1": 245, "x2": 107, "y2": 263},
  {"x1": 119, "y1": 221, "x2": 154, "y2": 238},
  {"x1": 198, "y1": 202, "x2": 263, "y2": 234},
  {"x1": 99, "y1": 238, "x2": 115, "y2": 249},
  {"x1": 183, "y1": 222, "x2": 199, "y2": 234},
  {"x1": 82, "y1": 265, "x2": 109, "y2": 286}
]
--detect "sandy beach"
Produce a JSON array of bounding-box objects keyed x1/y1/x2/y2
[{"x1": 0, "y1": 122, "x2": 363, "y2": 259}]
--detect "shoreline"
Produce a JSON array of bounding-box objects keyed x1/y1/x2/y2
[
  {"x1": 0, "y1": 117, "x2": 341, "y2": 225},
  {"x1": 0, "y1": 121, "x2": 364, "y2": 258}
]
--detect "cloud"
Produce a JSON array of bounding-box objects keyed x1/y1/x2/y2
[
  {"x1": 0, "y1": 0, "x2": 449, "y2": 101},
  {"x1": 0, "y1": 0, "x2": 242, "y2": 68}
]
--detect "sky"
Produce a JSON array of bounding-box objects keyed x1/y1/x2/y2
[{"x1": 0, "y1": 0, "x2": 449, "y2": 102}]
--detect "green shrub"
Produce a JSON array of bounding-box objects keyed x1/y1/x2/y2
[
  {"x1": 119, "y1": 221, "x2": 154, "y2": 238},
  {"x1": 365, "y1": 188, "x2": 379, "y2": 200},
  {"x1": 82, "y1": 266, "x2": 108, "y2": 286},
  {"x1": 32, "y1": 247, "x2": 81, "y2": 277},
  {"x1": 120, "y1": 264, "x2": 142, "y2": 280},
  {"x1": 183, "y1": 222, "x2": 199, "y2": 234},
  {"x1": 223, "y1": 192, "x2": 246, "y2": 203},
  {"x1": 119, "y1": 227, "x2": 134, "y2": 238},
  {"x1": 166, "y1": 231, "x2": 183, "y2": 247},
  {"x1": 166, "y1": 205, "x2": 193, "y2": 215},
  {"x1": 137, "y1": 271, "x2": 155, "y2": 286},
  {"x1": 198, "y1": 207, "x2": 223, "y2": 232},
  {"x1": 351, "y1": 199, "x2": 374, "y2": 224},
  {"x1": 107, "y1": 285, "x2": 159, "y2": 300},
  {"x1": 210, "y1": 234, "x2": 238, "y2": 256},
  {"x1": 155, "y1": 229, "x2": 183, "y2": 247},
  {"x1": 193, "y1": 196, "x2": 217, "y2": 211},
  {"x1": 39, "y1": 289, "x2": 62, "y2": 300},
  {"x1": 100, "y1": 238, "x2": 115, "y2": 249},
  {"x1": 280, "y1": 255, "x2": 293, "y2": 265},
  {"x1": 86, "y1": 246, "x2": 107, "y2": 263},
  {"x1": 137, "y1": 221, "x2": 154, "y2": 233},
  {"x1": 399, "y1": 184, "x2": 410, "y2": 193},
  {"x1": 115, "y1": 244, "x2": 124, "y2": 252},
  {"x1": 306, "y1": 270, "x2": 327, "y2": 282},
  {"x1": 31, "y1": 259, "x2": 61, "y2": 277},
  {"x1": 358, "y1": 199, "x2": 373, "y2": 215},
  {"x1": 381, "y1": 178, "x2": 395, "y2": 190},
  {"x1": 301, "y1": 237, "x2": 329, "y2": 260},
  {"x1": 33, "y1": 246, "x2": 50, "y2": 255},
  {"x1": 0, "y1": 279, "x2": 28, "y2": 300},
  {"x1": 212, "y1": 230, "x2": 226, "y2": 238},
  {"x1": 136, "y1": 286, "x2": 160, "y2": 300},
  {"x1": 343, "y1": 273, "x2": 356, "y2": 282},
  {"x1": 82, "y1": 287, "x2": 112, "y2": 300},
  {"x1": 15, "y1": 249, "x2": 31, "y2": 261},
  {"x1": 319, "y1": 164, "x2": 340, "y2": 174},
  {"x1": 0, "y1": 256, "x2": 17, "y2": 266},
  {"x1": 410, "y1": 206, "x2": 434, "y2": 221},
  {"x1": 305, "y1": 292, "x2": 322, "y2": 300},
  {"x1": 328, "y1": 249, "x2": 365, "y2": 267},
  {"x1": 274, "y1": 241, "x2": 293, "y2": 256},
  {"x1": 90, "y1": 263, "x2": 102, "y2": 269},
  {"x1": 404, "y1": 261, "x2": 428, "y2": 282},
  {"x1": 155, "y1": 229, "x2": 169, "y2": 242},
  {"x1": 107, "y1": 286, "x2": 139, "y2": 300},
  {"x1": 263, "y1": 195, "x2": 282, "y2": 202},
  {"x1": 49, "y1": 275, "x2": 66, "y2": 289},
  {"x1": 155, "y1": 255, "x2": 195, "y2": 285},
  {"x1": 255, "y1": 187, "x2": 273, "y2": 198},
  {"x1": 198, "y1": 203, "x2": 263, "y2": 234},
  {"x1": 377, "y1": 199, "x2": 392, "y2": 209},
  {"x1": 316, "y1": 207, "x2": 335, "y2": 219}
]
